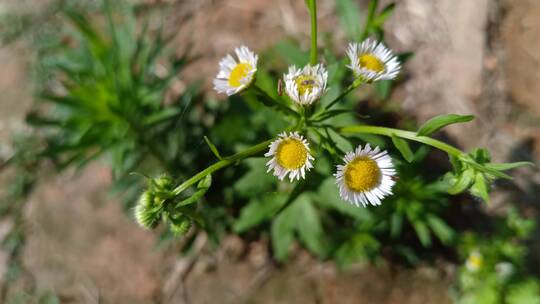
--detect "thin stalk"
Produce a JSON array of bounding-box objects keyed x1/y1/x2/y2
[
  {"x1": 339, "y1": 125, "x2": 463, "y2": 157},
  {"x1": 311, "y1": 80, "x2": 362, "y2": 122},
  {"x1": 252, "y1": 84, "x2": 298, "y2": 118},
  {"x1": 172, "y1": 139, "x2": 272, "y2": 196},
  {"x1": 308, "y1": 0, "x2": 318, "y2": 65}
]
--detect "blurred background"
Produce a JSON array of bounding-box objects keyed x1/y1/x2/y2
[{"x1": 0, "y1": 0, "x2": 539, "y2": 303}]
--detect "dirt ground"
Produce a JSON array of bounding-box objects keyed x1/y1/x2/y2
[{"x1": 1, "y1": 0, "x2": 540, "y2": 303}]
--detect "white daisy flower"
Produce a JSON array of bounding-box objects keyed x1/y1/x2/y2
[
  {"x1": 283, "y1": 64, "x2": 328, "y2": 106},
  {"x1": 465, "y1": 251, "x2": 483, "y2": 272},
  {"x1": 265, "y1": 132, "x2": 314, "y2": 181},
  {"x1": 335, "y1": 144, "x2": 396, "y2": 207},
  {"x1": 213, "y1": 46, "x2": 258, "y2": 96},
  {"x1": 346, "y1": 39, "x2": 401, "y2": 82}
]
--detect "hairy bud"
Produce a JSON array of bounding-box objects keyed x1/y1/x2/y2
[{"x1": 134, "y1": 191, "x2": 161, "y2": 229}]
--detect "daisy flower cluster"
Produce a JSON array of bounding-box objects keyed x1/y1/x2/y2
[{"x1": 213, "y1": 39, "x2": 401, "y2": 207}]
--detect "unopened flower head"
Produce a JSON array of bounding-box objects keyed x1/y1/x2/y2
[
  {"x1": 284, "y1": 64, "x2": 328, "y2": 106},
  {"x1": 265, "y1": 132, "x2": 314, "y2": 181},
  {"x1": 213, "y1": 46, "x2": 258, "y2": 96},
  {"x1": 335, "y1": 144, "x2": 396, "y2": 207},
  {"x1": 346, "y1": 39, "x2": 400, "y2": 82},
  {"x1": 466, "y1": 251, "x2": 483, "y2": 272},
  {"x1": 134, "y1": 191, "x2": 161, "y2": 230}
]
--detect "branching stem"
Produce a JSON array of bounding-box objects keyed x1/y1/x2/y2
[
  {"x1": 339, "y1": 125, "x2": 463, "y2": 157},
  {"x1": 172, "y1": 140, "x2": 272, "y2": 196}
]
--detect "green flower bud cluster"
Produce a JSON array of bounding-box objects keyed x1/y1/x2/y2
[
  {"x1": 134, "y1": 175, "x2": 175, "y2": 230},
  {"x1": 134, "y1": 173, "x2": 211, "y2": 235}
]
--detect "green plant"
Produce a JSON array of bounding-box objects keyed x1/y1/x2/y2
[
  {"x1": 135, "y1": 0, "x2": 531, "y2": 264},
  {"x1": 24, "y1": 1, "x2": 209, "y2": 209},
  {"x1": 452, "y1": 208, "x2": 540, "y2": 304},
  {"x1": 0, "y1": 0, "x2": 534, "y2": 283}
]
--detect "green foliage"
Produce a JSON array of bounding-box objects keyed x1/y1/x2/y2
[
  {"x1": 391, "y1": 134, "x2": 414, "y2": 162},
  {"x1": 417, "y1": 114, "x2": 475, "y2": 137},
  {"x1": 1, "y1": 4, "x2": 536, "y2": 301},
  {"x1": 336, "y1": 0, "x2": 362, "y2": 40},
  {"x1": 453, "y1": 208, "x2": 540, "y2": 304},
  {"x1": 445, "y1": 148, "x2": 532, "y2": 202}
]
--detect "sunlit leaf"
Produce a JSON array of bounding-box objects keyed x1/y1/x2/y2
[
  {"x1": 391, "y1": 134, "x2": 414, "y2": 162},
  {"x1": 417, "y1": 114, "x2": 475, "y2": 137}
]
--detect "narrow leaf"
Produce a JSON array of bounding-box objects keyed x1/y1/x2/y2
[
  {"x1": 391, "y1": 134, "x2": 414, "y2": 162},
  {"x1": 204, "y1": 136, "x2": 223, "y2": 160},
  {"x1": 335, "y1": 0, "x2": 362, "y2": 39},
  {"x1": 417, "y1": 114, "x2": 475, "y2": 137},
  {"x1": 484, "y1": 161, "x2": 534, "y2": 171},
  {"x1": 470, "y1": 173, "x2": 490, "y2": 203},
  {"x1": 390, "y1": 213, "x2": 403, "y2": 238},
  {"x1": 448, "y1": 168, "x2": 475, "y2": 194},
  {"x1": 413, "y1": 222, "x2": 431, "y2": 247},
  {"x1": 373, "y1": 3, "x2": 396, "y2": 27},
  {"x1": 426, "y1": 215, "x2": 454, "y2": 245},
  {"x1": 175, "y1": 175, "x2": 212, "y2": 207}
]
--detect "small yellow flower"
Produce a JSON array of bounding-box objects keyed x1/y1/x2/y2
[
  {"x1": 283, "y1": 64, "x2": 328, "y2": 106},
  {"x1": 265, "y1": 132, "x2": 314, "y2": 181},
  {"x1": 335, "y1": 144, "x2": 396, "y2": 207},
  {"x1": 346, "y1": 39, "x2": 400, "y2": 81},
  {"x1": 213, "y1": 46, "x2": 258, "y2": 96},
  {"x1": 466, "y1": 251, "x2": 483, "y2": 272}
]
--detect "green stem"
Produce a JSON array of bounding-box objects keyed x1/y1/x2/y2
[
  {"x1": 359, "y1": 0, "x2": 378, "y2": 41},
  {"x1": 308, "y1": 0, "x2": 318, "y2": 65},
  {"x1": 172, "y1": 139, "x2": 272, "y2": 196},
  {"x1": 311, "y1": 79, "x2": 363, "y2": 121},
  {"x1": 339, "y1": 125, "x2": 463, "y2": 157},
  {"x1": 252, "y1": 84, "x2": 299, "y2": 118}
]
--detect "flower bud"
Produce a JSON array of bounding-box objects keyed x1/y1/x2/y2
[{"x1": 134, "y1": 190, "x2": 161, "y2": 229}]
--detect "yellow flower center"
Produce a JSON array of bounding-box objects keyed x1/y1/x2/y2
[
  {"x1": 467, "y1": 254, "x2": 482, "y2": 270},
  {"x1": 359, "y1": 54, "x2": 385, "y2": 73},
  {"x1": 276, "y1": 139, "x2": 308, "y2": 170},
  {"x1": 228, "y1": 62, "x2": 252, "y2": 87},
  {"x1": 344, "y1": 157, "x2": 381, "y2": 192},
  {"x1": 294, "y1": 75, "x2": 317, "y2": 95}
]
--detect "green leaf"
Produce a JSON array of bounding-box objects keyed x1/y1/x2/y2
[
  {"x1": 373, "y1": 3, "x2": 396, "y2": 27},
  {"x1": 335, "y1": 232, "x2": 380, "y2": 269},
  {"x1": 506, "y1": 279, "x2": 540, "y2": 304},
  {"x1": 295, "y1": 194, "x2": 325, "y2": 257},
  {"x1": 390, "y1": 212, "x2": 403, "y2": 238},
  {"x1": 271, "y1": 206, "x2": 296, "y2": 262},
  {"x1": 233, "y1": 193, "x2": 287, "y2": 233},
  {"x1": 470, "y1": 173, "x2": 489, "y2": 203},
  {"x1": 448, "y1": 168, "x2": 475, "y2": 194},
  {"x1": 233, "y1": 158, "x2": 276, "y2": 197},
  {"x1": 413, "y1": 222, "x2": 431, "y2": 247},
  {"x1": 335, "y1": 0, "x2": 362, "y2": 40},
  {"x1": 271, "y1": 193, "x2": 325, "y2": 261},
  {"x1": 144, "y1": 107, "x2": 182, "y2": 126},
  {"x1": 417, "y1": 114, "x2": 475, "y2": 137},
  {"x1": 203, "y1": 136, "x2": 223, "y2": 160},
  {"x1": 315, "y1": 178, "x2": 373, "y2": 222},
  {"x1": 391, "y1": 134, "x2": 414, "y2": 162},
  {"x1": 274, "y1": 41, "x2": 309, "y2": 66},
  {"x1": 484, "y1": 161, "x2": 534, "y2": 171},
  {"x1": 426, "y1": 215, "x2": 454, "y2": 245},
  {"x1": 326, "y1": 127, "x2": 353, "y2": 153},
  {"x1": 175, "y1": 174, "x2": 212, "y2": 207},
  {"x1": 374, "y1": 80, "x2": 392, "y2": 100},
  {"x1": 470, "y1": 148, "x2": 491, "y2": 164},
  {"x1": 449, "y1": 154, "x2": 463, "y2": 173},
  {"x1": 311, "y1": 109, "x2": 357, "y2": 122}
]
